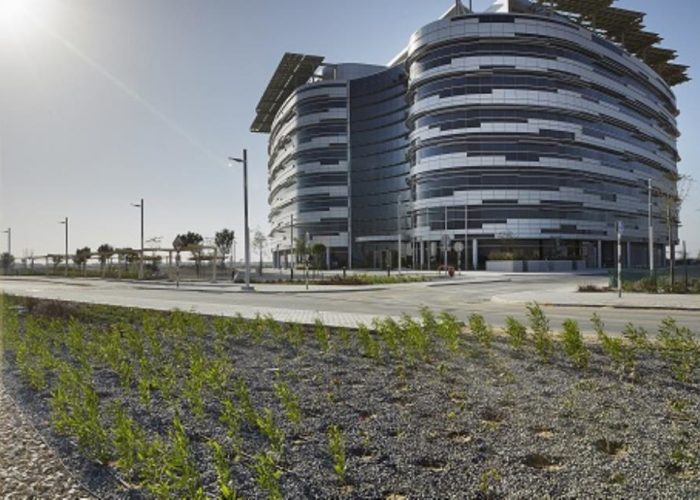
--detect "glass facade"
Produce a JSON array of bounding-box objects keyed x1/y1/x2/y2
[{"x1": 261, "y1": 9, "x2": 681, "y2": 270}]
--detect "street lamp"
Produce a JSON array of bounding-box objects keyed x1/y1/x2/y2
[
  {"x1": 228, "y1": 149, "x2": 254, "y2": 292},
  {"x1": 647, "y1": 179, "x2": 654, "y2": 277},
  {"x1": 131, "y1": 198, "x2": 144, "y2": 279},
  {"x1": 59, "y1": 217, "x2": 68, "y2": 277},
  {"x1": 2, "y1": 227, "x2": 10, "y2": 255}
]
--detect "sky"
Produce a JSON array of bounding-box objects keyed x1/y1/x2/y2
[{"x1": 1, "y1": 0, "x2": 699, "y2": 259}]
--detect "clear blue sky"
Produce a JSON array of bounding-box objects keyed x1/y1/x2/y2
[{"x1": 1, "y1": 0, "x2": 698, "y2": 258}]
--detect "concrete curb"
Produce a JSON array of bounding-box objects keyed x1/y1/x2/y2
[{"x1": 491, "y1": 295, "x2": 700, "y2": 312}]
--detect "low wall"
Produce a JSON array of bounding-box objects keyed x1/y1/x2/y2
[{"x1": 486, "y1": 260, "x2": 586, "y2": 272}]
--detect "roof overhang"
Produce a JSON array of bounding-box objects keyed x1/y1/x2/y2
[
  {"x1": 251, "y1": 52, "x2": 325, "y2": 133},
  {"x1": 540, "y1": 0, "x2": 689, "y2": 86}
]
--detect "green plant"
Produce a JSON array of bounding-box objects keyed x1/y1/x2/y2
[
  {"x1": 622, "y1": 323, "x2": 651, "y2": 352},
  {"x1": 657, "y1": 317, "x2": 699, "y2": 383},
  {"x1": 527, "y1": 303, "x2": 554, "y2": 361},
  {"x1": 468, "y1": 313, "x2": 494, "y2": 347},
  {"x1": 400, "y1": 314, "x2": 430, "y2": 361},
  {"x1": 436, "y1": 311, "x2": 461, "y2": 352},
  {"x1": 255, "y1": 408, "x2": 285, "y2": 454},
  {"x1": 234, "y1": 377, "x2": 257, "y2": 425},
  {"x1": 327, "y1": 424, "x2": 346, "y2": 481},
  {"x1": 357, "y1": 323, "x2": 380, "y2": 360},
  {"x1": 373, "y1": 317, "x2": 401, "y2": 356},
  {"x1": 273, "y1": 378, "x2": 302, "y2": 426},
  {"x1": 145, "y1": 415, "x2": 203, "y2": 499},
  {"x1": 50, "y1": 364, "x2": 112, "y2": 464},
  {"x1": 479, "y1": 467, "x2": 502, "y2": 494},
  {"x1": 253, "y1": 451, "x2": 283, "y2": 500},
  {"x1": 592, "y1": 313, "x2": 635, "y2": 376},
  {"x1": 338, "y1": 327, "x2": 351, "y2": 348},
  {"x1": 210, "y1": 440, "x2": 238, "y2": 500},
  {"x1": 560, "y1": 319, "x2": 590, "y2": 369},
  {"x1": 314, "y1": 319, "x2": 331, "y2": 353},
  {"x1": 286, "y1": 322, "x2": 305, "y2": 350},
  {"x1": 110, "y1": 403, "x2": 147, "y2": 475},
  {"x1": 219, "y1": 399, "x2": 243, "y2": 458},
  {"x1": 504, "y1": 316, "x2": 527, "y2": 350}
]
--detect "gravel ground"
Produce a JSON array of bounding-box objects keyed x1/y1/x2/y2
[
  {"x1": 2, "y1": 297, "x2": 700, "y2": 498},
  {"x1": 0, "y1": 374, "x2": 93, "y2": 499}
]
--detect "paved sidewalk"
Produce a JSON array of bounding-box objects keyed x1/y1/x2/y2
[{"x1": 492, "y1": 289, "x2": 700, "y2": 311}]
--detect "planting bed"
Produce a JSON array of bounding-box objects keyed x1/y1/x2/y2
[{"x1": 1, "y1": 294, "x2": 699, "y2": 498}]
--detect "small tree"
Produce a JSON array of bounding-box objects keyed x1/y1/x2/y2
[
  {"x1": 175, "y1": 231, "x2": 204, "y2": 276},
  {"x1": 253, "y1": 229, "x2": 267, "y2": 274},
  {"x1": 50, "y1": 254, "x2": 63, "y2": 271},
  {"x1": 73, "y1": 247, "x2": 91, "y2": 274},
  {"x1": 311, "y1": 243, "x2": 327, "y2": 270},
  {"x1": 295, "y1": 236, "x2": 308, "y2": 265},
  {"x1": 1, "y1": 252, "x2": 14, "y2": 273},
  {"x1": 215, "y1": 229, "x2": 234, "y2": 269},
  {"x1": 97, "y1": 244, "x2": 114, "y2": 276}
]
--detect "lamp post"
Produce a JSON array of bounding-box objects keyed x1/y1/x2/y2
[
  {"x1": 2, "y1": 227, "x2": 10, "y2": 255},
  {"x1": 229, "y1": 150, "x2": 254, "y2": 292},
  {"x1": 131, "y1": 198, "x2": 144, "y2": 279},
  {"x1": 397, "y1": 196, "x2": 402, "y2": 273},
  {"x1": 647, "y1": 179, "x2": 654, "y2": 277},
  {"x1": 59, "y1": 217, "x2": 68, "y2": 277}
]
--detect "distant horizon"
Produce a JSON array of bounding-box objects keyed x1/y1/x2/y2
[{"x1": 1, "y1": 0, "x2": 698, "y2": 258}]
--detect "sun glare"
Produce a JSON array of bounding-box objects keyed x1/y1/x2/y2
[{"x1": 0, "y1": 0, "x2": 43, "y2": 40}]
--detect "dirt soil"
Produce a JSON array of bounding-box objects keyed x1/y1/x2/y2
[{"x1": 1, "y1": 297, "x2": 699, "y2": 498}]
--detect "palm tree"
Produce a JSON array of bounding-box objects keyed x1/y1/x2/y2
[
  {"x1": 97, "y1": 244, "x2": 114, "y2": 277},
  {"x1": 253, "y1": 229, "x2": 267, "y2": 275}
]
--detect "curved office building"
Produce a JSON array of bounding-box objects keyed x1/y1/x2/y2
[{"x1": 253, "y1": 0, "x2": 687, "y2": 270}]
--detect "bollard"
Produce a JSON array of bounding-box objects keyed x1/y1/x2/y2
[
  {"x1": 387, "y1": 266, "x2": 391, "y2": 277},
  {"x1": 342, "y1": 266, "x2": 346, "y2": 279},
  {"x1": 291, "y1": 267, "x2": 294, "y2": 281}
]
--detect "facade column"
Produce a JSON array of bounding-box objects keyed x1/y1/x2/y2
[
  {"x1": 472, "y1": 238, "x2": 478, "y2": 271},
  {"x1": 597, "y1": 240, "x2": 603, "y2": 269}
]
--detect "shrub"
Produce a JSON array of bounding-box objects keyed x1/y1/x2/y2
[
  {"x1": 504, "y1": 316, "x2": 527, "y2": 350},
  {"x1": 274, "y1": 378, "x2": 302, "y2": 426},
  {"x1": 210, "y1": 440, "x2": 237, "y2": 500},
  {"x1": 357, "y1": 323, "x2": 380, "y2": 360},
  {"x1": 327, "y1": 424, "x2": 347, "y2": 482},
  {"x1": 400, "y1": 314, "x2": 430, "y2": 361},
  {"x1": 436, "y1": 311, "x2": 461, "y2": 352},
  {"x1": 314, "y1": 319, "x2": 331, "y2": 353},
  {"x1": 468, "y1": 313, "x2": 494, "y2": 348},
  {"x1": 253, "y1": 452, "x2": 282, "y2": 500},
  {"x1": 527, "y1": 303, "x2": 554, "y2": 361},
  {"x1": 560, "y1": 319, "x2": 590, "y2": 369},
  {"x1": 592, "y1": 313, "x2": 636, "y2": 376},
  {"x1": 657, "y1": 317, "x2": 699, "y2": 383}
]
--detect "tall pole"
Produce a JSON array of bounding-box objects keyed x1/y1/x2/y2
[
  {"x1": 131, "y1": 199, "x2": 145, "y2": 279},
  {"x1": 464, "y1": 199, "x2": 469, "y2": 271},
  {"x1": 140, "y1": 199, "x2": 144, "y2": 279},
  {"x1": 229, "y1": 150, "x2": 254, "y2": 291},
  {"x1": 2, "y1": 227, "x2": 10, "y2": 255},
  {"x1": 290, "y1": 213, "x2": 294, "y2": 267},
  {"x1": 61, "y1": 217, "x2": 69, "y2": 277},
  {"x1": 242, "y1": 149, "x2": 252, "y2": 291},
  {"x1": 397, "y1": 196, "x2": 402, "y2": 273},
  {"x1": 648, "y1": 179, "x2": 654, "y2": 277},
  {"x1": 444, "y1": 205, "x2": 448, "y2": 273},
  {"x1": 617, "y1": 221, "x2": 622, "y2": 298}
]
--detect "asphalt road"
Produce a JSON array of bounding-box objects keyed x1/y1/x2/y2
[{"x1": 1, "y1": 275, "x2": 698, "y2": 335}]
